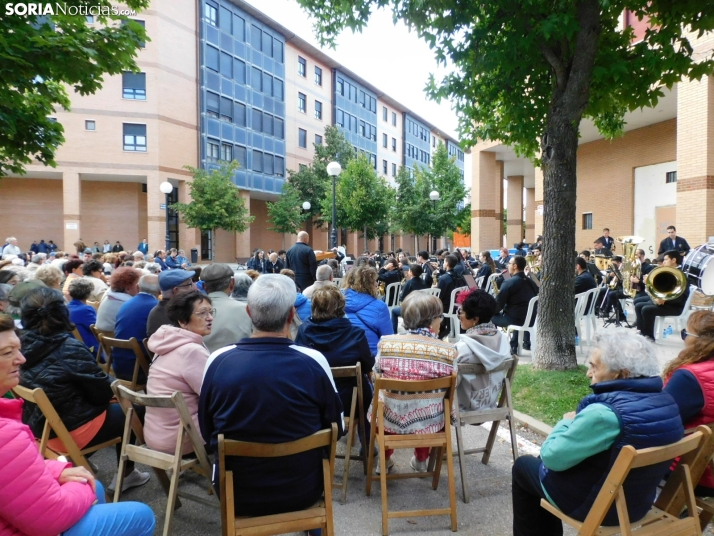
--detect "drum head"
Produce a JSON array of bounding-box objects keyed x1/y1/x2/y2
[{"x1": 683, "y1": 245, "x2": 714, "y2": 294}]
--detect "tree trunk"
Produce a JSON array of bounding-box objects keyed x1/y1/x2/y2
[
  {"x1": 364, "y1": 225, "x2": 368, "y2": 252},
  {"x1": 532, "y1": 0, "x2": 601, "y2": 370},
  {"x1": 211, "y1": 228, "x2": 216, "y2": 264}
]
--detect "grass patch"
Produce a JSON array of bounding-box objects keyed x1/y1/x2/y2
[{"x1": 512, "y1": 364, "x2": 592, "y2": 427}]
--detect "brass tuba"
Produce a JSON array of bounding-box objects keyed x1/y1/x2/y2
[
  {"x1": 525, "y1": 253, "x2": 541, "y2": 274},
  {"x1": 616, "y1": 236, "x2": 644, "y2": 298},
  {"x1": 645, "y1": 266, "x2": 688, "y2": 301}
]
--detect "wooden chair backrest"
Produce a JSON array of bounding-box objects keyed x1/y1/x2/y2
[
  {"x1": 100, "y1": 335, "x2": 150, "y2": 391},
  {"x1": 12, "y1": 384, "x2": 93, "y2": 472},
  {"x1": 90, "y1": 324, "x2": 114, "y2": 372},
  {"x1": 577, "y1": 429, "x2": 705, "y2": 534},
  {"x1": 374, "y1": 374, "x2": 456, "y2": 408},
  {"x1": 143, "y1": 337, "x2": 154, "y2": 361},
  {"x1": 456, "y1": 356, "x2": 517, "y2": 377},
  {"x1": 71, "y1": 328, "x2": 84, "y2": 345}
]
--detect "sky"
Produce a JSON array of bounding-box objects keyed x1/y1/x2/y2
[{"x1": 243, "y1": 0, "x2": 461, "y2": 139}]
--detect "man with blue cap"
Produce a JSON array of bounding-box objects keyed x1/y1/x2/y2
[{"x1": 146, "y1": 269, "x2": 195, "y2": 337}]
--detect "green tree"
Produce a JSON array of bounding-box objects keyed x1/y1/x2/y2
[
  {"x1": 323, "y1": 154, "x2": 392, "y2": 250},
  {"x1": 171, "y1": 162, "x2": 254, "y2": 262},
  {"x1": 297, "y1": 0, "x2": 714, "y2": 370},
  {"x1": 0, "y1": 1, "x2": 149, "y2": 176},
  {"x1": 456, "y1": 203, "x2": 471, "y2": 237},
  {"x1": 266, "y1": 182, "x2": 308, "y2": 249},
  {"x1": 423, "y1": 143, "x2": 468, "y2": 241}
]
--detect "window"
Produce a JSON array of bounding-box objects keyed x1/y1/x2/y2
[
  {"x1": 391, "y1": 112, "x2": 396, "y2": 126},
  {"x1": 221, "y1": 143, "x2": 232, "y2": 161},
  {"x1": 250, "y1": 25, "x2": 261, "y2": 50},
  {"x1": 273, "y1": 40, "x2": 284, "y2": 63},
  {"x1": 206, "y1": 46, "x2": 219, "y2": 72},
  {"x1": 299, "y1": 164, "x2": 307, "y2": 172},
  {"x1": 262, "y1": 112, "x2": 273, "y2": 135},
  {"x1": 382, "y1": 160, "x2": 387, "y2": 174},
  {"x1": 392, "y1": 163, "x2": 396, "y2": 176},
  {"x1": 262, "y1": 72, "x2": 273, "y2": 96},
  {"x1": 582, "y1": 213, "x2": 593, "y2": 230},
  {"x1": 262, "y1": 33, "x2": 273, "y2": 58},
  {"x1": 220, "y1": 52, "x2": 232, "y2": 78},
  {"x1": 382, "y1": 106, "x2": 387, "y2": 121},
  {"x1": 273, "y1": 78, "x2": 283, "y2": 100},
  {"x1": 337, "y1": 78, "x2": 344, "y2": 96},
  {"x1": 370, "y1": 154, "x2": 377, "y2": 169},
  {"x1": 252, "y1": 149, "x2": 263, "y2": 172},
  {"x1": 666, "y1": 171, "x2": 677, "y2": 183},
  {"x1": 275, "y1": 156, "x2": 285, "y2": 176},
  {"x1": 122, "y1": 72, "x2": 146, "y2": 100},
  {"x1": 235, "y1": 145, "x2": 247, "y2": 167},
  {"x1": 274, "y1": 117, "x2": 284, "y2": 139},
  {"x1": 85, "y1": 15, "x2": 94, "y2": 23},
  {"x1": 298, "y1": 128, "x2": 307, "y2": 148},
  {"x1": 251, "y1": 108, "x2": 262, "y2": 132},
  {"x1": 336, "y1": 109, "x2": 344, "y2": 127},
  {"x1": 234, "y1": 102, "x2": 246, "y2": 126},
  {"x1": 264, "y1": 154, "x2": 274, "y2": 175},
  {"x1": 359, "y1": 120, "x2": 365, "y2": 137},
  {"x1": 251, "y1": 67, "x2": 262, "y2": 91},
  {"x1": 315, "y1": 134, "x2": 322, "y2": 145},
  {"x1": 85, "y1": 120, "x2": 96, "y2": 131},
  {"x1": 297, "y1": 56, "x2": 306, "y2": 77},
  {"x1": 392, "y1": 137, "x2": 396, "y2": 152},
  {"x1": 220, "y1": 97, "x2": 232, "y2": 122},
  {"x1": 204, "y1": 2, "x2": 217, "y2": 26},
  {"x1": 315, "y1": 100, "x2": 322, "y2": 120},
  {"x1": 206, "y1": 139, "x2": 219, "y2": 160},
  {"x1": 219, "y1": 6, "x2": 231, "y2": 33},
  {"x1": 206, "y1": 92, "x2": 219, "y2": 118},
  {"x1": 432, "y1": 136, "x2": 436, "y2": 148},
  {"x1": 382, "y1": 133, "x2": 387, "y2": 148},
  {"x1": 233, "y1": 14, "x2": 245, "y2": 40},
  {"x1": 234, "y1": 59, "x2": 245, "y2": 84},
  {"x1": 314, "y1": 66, "x2": 322, "y2": 86},
  {"x1": 298, "y1": 92, "x2": 306, "y2": 113},
  {"x1": 123, "y1": 123, "x2": 146, "y2": 152},
  {"x1": 122, "y1": 19, "x2": 145, "y2": 48}
]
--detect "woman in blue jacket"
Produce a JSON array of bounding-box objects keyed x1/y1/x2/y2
[{"x1": 343, "y1": 266, "x2": 393, "y2": 355}]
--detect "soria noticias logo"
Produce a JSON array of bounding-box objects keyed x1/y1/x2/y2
[{"x1": 5, "y1": 3, "x2": 136, "y2": 16}]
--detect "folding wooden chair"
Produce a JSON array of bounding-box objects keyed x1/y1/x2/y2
[
  {"x1": 90, "y1": 324, "x2": 114, "y2": 373},
  {"x1": 218, "y1": 423, "x2": 338, "y2": 536},
  {"x1": 331, "y1": 363, "x2": 368, "y2": 504},
  {"x1": 453, "y1": 356, "x2": 519, "y2": 503},
  {"x1": 366, "y1": 374, "x2": 458, "y2": 536},
  {"x1": 71, "y1": 328, "x2": 84, "y2": 344},
  {"x1": 540, "y1": 427, "x2": 709, "y2": 536},
  {"x1": 99, "y1": 335, "x2": 150, "y2": 392},
  {"x1": 11, "y1": 385, "x2": 121, "y2": 476},
  {"x1": 111, "y1": 382, "x2": 217, "y2": 536}
]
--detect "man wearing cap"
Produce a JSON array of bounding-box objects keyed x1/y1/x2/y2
[
  {"x1": 146, "y1": 269, "x2": 195, "y2": 337},
  {"x1": 201, "y1": 264, "x2": 252, "y2": 353},
  {"x1": 285, "y1": 231, "x2": 318, "y2": 292}
]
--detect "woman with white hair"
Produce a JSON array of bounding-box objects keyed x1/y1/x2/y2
[
  {"x1": 230, "y1": 272, "x2": 253, "y2": 302},
  {"x1": 511, "y1": 330, "x2": 684, "y2": 536}
]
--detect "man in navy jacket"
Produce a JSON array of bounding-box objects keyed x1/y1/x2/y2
[{"x1": 200, "y1": 274, "x2": 343, "y2": 517}]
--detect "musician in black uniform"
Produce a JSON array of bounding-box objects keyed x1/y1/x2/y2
[
  {"x1": 658, "y1": 226, "x2": 691, "y2": 256},
  {"x1": 417, "y1": 250, "x2": 433, "y2": 285},
  {"x1": 492, "y1": 256, "x2": 539, "y2": 352},
  {"x1": 377, "y1": 259, "x2": 402, "y2": 286},
  {"x1": 592, "y1": 239, "x2": 612, "y2": 257},
  {"x1": 603, "y1": 249, "x2": 654, "y2": 322},
  {"x1": 595, "y1": 228, "x2": 616, "y2": 252},
  {"x1": 635, "y1": 250, "x2": 690, "y2": 340},
  {"x1": 574, "y1": 258, "x2": 597, "y2": 294},
  {"x1": 579, "y1": 250, "x2": 604, "y2": 285},
  {"x1": 595, "y1": 256, "x2": 623, "y2": 316},
  {"x1": 437, "y1": 254, "x2": 467, "y2": 338}
]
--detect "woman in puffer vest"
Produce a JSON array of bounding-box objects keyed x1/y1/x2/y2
[
  {"x1": 0, "y1": 312, "x2": 155, "y2": 536},
  {"x1": 511, "y1": 329, "x2": 683, "y2": 536}
]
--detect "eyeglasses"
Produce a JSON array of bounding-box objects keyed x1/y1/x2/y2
[
  {"x1": 193, "y1": 308, "x2": 216, "y2": 320},
  {"x1": 176, "y1": 280, "x2": 194, "y2": 289},
  {"x1": 681, "y1": 330, "x2": 699, "y2": 341},
  {"x1": 456, "y1": 308, "x2": 464, "y2": 316}
]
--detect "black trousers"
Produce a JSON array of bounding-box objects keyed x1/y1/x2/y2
[
  {"x1": 492, "y1": 313, "x2": 530, "y2": 344},
  {"x1": 512, "y1": 455, "x2": 563, "y2": 536}
]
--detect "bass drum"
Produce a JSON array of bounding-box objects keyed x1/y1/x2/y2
[{"x1": 683, "y1": 244, "x2": 714, "y2": 295}]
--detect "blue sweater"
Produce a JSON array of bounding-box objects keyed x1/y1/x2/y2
[
  {"x1": 113, "y1": 293, "x2": 157, "y2": 380},
  {"x1": 343, "y1": 289, "x2": 393, "y2": 355},
  {"x1": 67, "y1": 300, "x2": 98, "y2": 354},
  {"x1": 294, "y1": 293, "x2": 311, "y2": 322},
  {"x1": 199, "y1": 338, "x2": 343, "y2": 516}
]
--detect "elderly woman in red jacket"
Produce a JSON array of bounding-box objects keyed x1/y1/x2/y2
[{"x1": 0, "y1": 313, "x2": 155, "y2": 536}]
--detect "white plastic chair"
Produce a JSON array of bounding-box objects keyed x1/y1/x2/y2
[
  {"x1": 418, "y1": 288, "x2": 442, "y2": 298},
  {"x1": 578, "y1": 287, "x2": 600, "y2": 345},
  {"x1": 574, "y1": 291, "x2": 588, "y2": 352},
  {"x1": 445, "y1": 285, "x2": 469, "y2": 340},
  {"x1": 333, "y1": 277, "x2": 343, "y2": 288},
  {"x1": 476, "y1": 276, "x2": 484, "y2": 289},
  {"x1": 384, "y1": 282, "x2": 401, "y2": 310},
  {"x1": 654, "y1": 285, "x2": 697, "y2": 341},
  {"x1": 507, "y1": 296, "x2": 539, "y2": 355}
]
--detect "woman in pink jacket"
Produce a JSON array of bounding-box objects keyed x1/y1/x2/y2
[
  {"x1": 146, "y1": 289, "x2": 213, "y2": 454},
  {"x1": 0, "y1": 313, "x2": 155, "y2": 536}
]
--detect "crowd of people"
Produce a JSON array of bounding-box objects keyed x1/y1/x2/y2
[{"x1": 0, "y1": 228, "x2": 711, "y2": 536}]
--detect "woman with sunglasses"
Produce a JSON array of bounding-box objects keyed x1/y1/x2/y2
[
  {"x1": 663, "y1": 309, "x2": 714, "y2": 496},
  {"x1": 145, "y1": 289, "x2": 213, "y2": 454},
  {"x1": 454, "y1": 288, "x2": 512, "y2": 411}
]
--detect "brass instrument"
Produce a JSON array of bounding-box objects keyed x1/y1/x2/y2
[
  {"x1": 593, "y1": 255, "x2": 611, "y2": 272},
  {"x1": 645, "y1": 266, "x2": 688, "y2": 302},
  {"x1": 617, "y1": 236, "x2": 644, "y2": 298},
  {"x1": 378, "y1": 281, "x2": 386, "y2": 297},
  {"x1": 608, "y1": 260, "x2": 622, "y2": 289},
  {"x1": 491, "y1": 273, "x2": 500, "y2": 295},
  {"x1": 525, "y1": 253, "x2": 541, "y2": 274},
  {"x1": 432, "y1": 269, "x2": 439, "y2": 288}
]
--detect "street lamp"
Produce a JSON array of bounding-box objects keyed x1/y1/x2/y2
[
  {"x1": 429, "y1": 190, "x2": 440, "y2": 252},
  {"x1": 327, "y1": 161, "x2": 342, "y2": 249},
  {"x1": 302, "y1": 201, "x2": 311, "y2": 211},
  {"x1": 159, "y1": 181, "x2": 174, "y2": 251}
]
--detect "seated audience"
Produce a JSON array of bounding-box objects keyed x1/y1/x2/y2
[
  {"x1": 95, "y1": 267, "x2": 141, "y2": 332},
  {"x1": 19, "y1": 288, "x2": 150, "y2": 492},
  {"x1": 61, "y1": 259, "x2": 84, "y2": 301},
  {"x1": 201, "y1": 264, "x2": 251, "y2": 353},
  {"x1": 512, "y1": 330, "x2": 683, "y2": 535},
  {"x1": 0, "y1": 313, "x2": 155, "y2": 536},
  {"x1": 454, "y1": 288, "x2": 511, "y2": 411},
  {"x1": 390, "y1": 263, "x2": 429, "y2": 333},
  {"x1": 82, "y1": 259, "x2": 109, "y2": 303},
  {"x1": 377, "y1": 259, "x2": 401, "y2": 286},
  {"x1": 66, "y1": 279, "x2": 99, "y2": 354},
  {"x1": 492, "y1": 256, "x2": 539, "y2": 353},
  {"x1": 112, "y1": 274, "x2": 159, "y2": 383},
  {"x1": 230, "y1": 272, "x2": 253, "y2": 302},
  {"x1": 295, "y1": 285, "x2": 374, "y2": 424},
  {"x1": 200, "y1": 274, "x2": 343, "y2": 517},
  {"x1": 372, "y1": 291, "x2": 457, "y2": 474},
  {"x1": 0, "y1": 270, "x2": 20, "y2": 287},
  {"x1": 344, "y1": 266, "x2": 393, "y2": 355},
  {"x1": 437, "y1": 254, "x2": 468, "y2": 338},
  {"x1": 302, "y1": 264, "x2": 334, "y2": 299},
  {"x1": 663, "y1": 310, "x2": 714, "y2": 496},
  {"x1": 146, "y1": 269, "x2": 195, "y2": 338},
  {"x1": 145, "y1": 290, "x2": 212, "y2": 454}
]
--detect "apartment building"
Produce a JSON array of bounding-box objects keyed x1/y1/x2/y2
[{"x1": 0, "y1": 0, "x2": 464, "y2": 261}]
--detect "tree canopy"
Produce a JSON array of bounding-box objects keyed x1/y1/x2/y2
[
  {"x1": 0, "y1": 1, "x2": 149, "y2": 176},
  {"x1": 171, "y1": 162, "x2": 254, "y2": 261},
  {"x1": 266, "y1": 182, "x2": 308, "y2": 248}
]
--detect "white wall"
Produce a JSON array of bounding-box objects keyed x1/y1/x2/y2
[{"x1": 634, "y1": 161, "x2": 677, "y2": 258}]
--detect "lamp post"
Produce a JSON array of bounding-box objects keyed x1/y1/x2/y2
[
  {"x1": 302, "y1": 201, "x2": 311, "y2": 233},
  {"x1": 429, "y1": 190, "x2": 440, "y2": 252},
  {"x1": 159, "y1": 181, "x2": 174, "y2": 252},
  {"x1": 327, "y1": 161, "x2": 342, "y2": 249}
]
